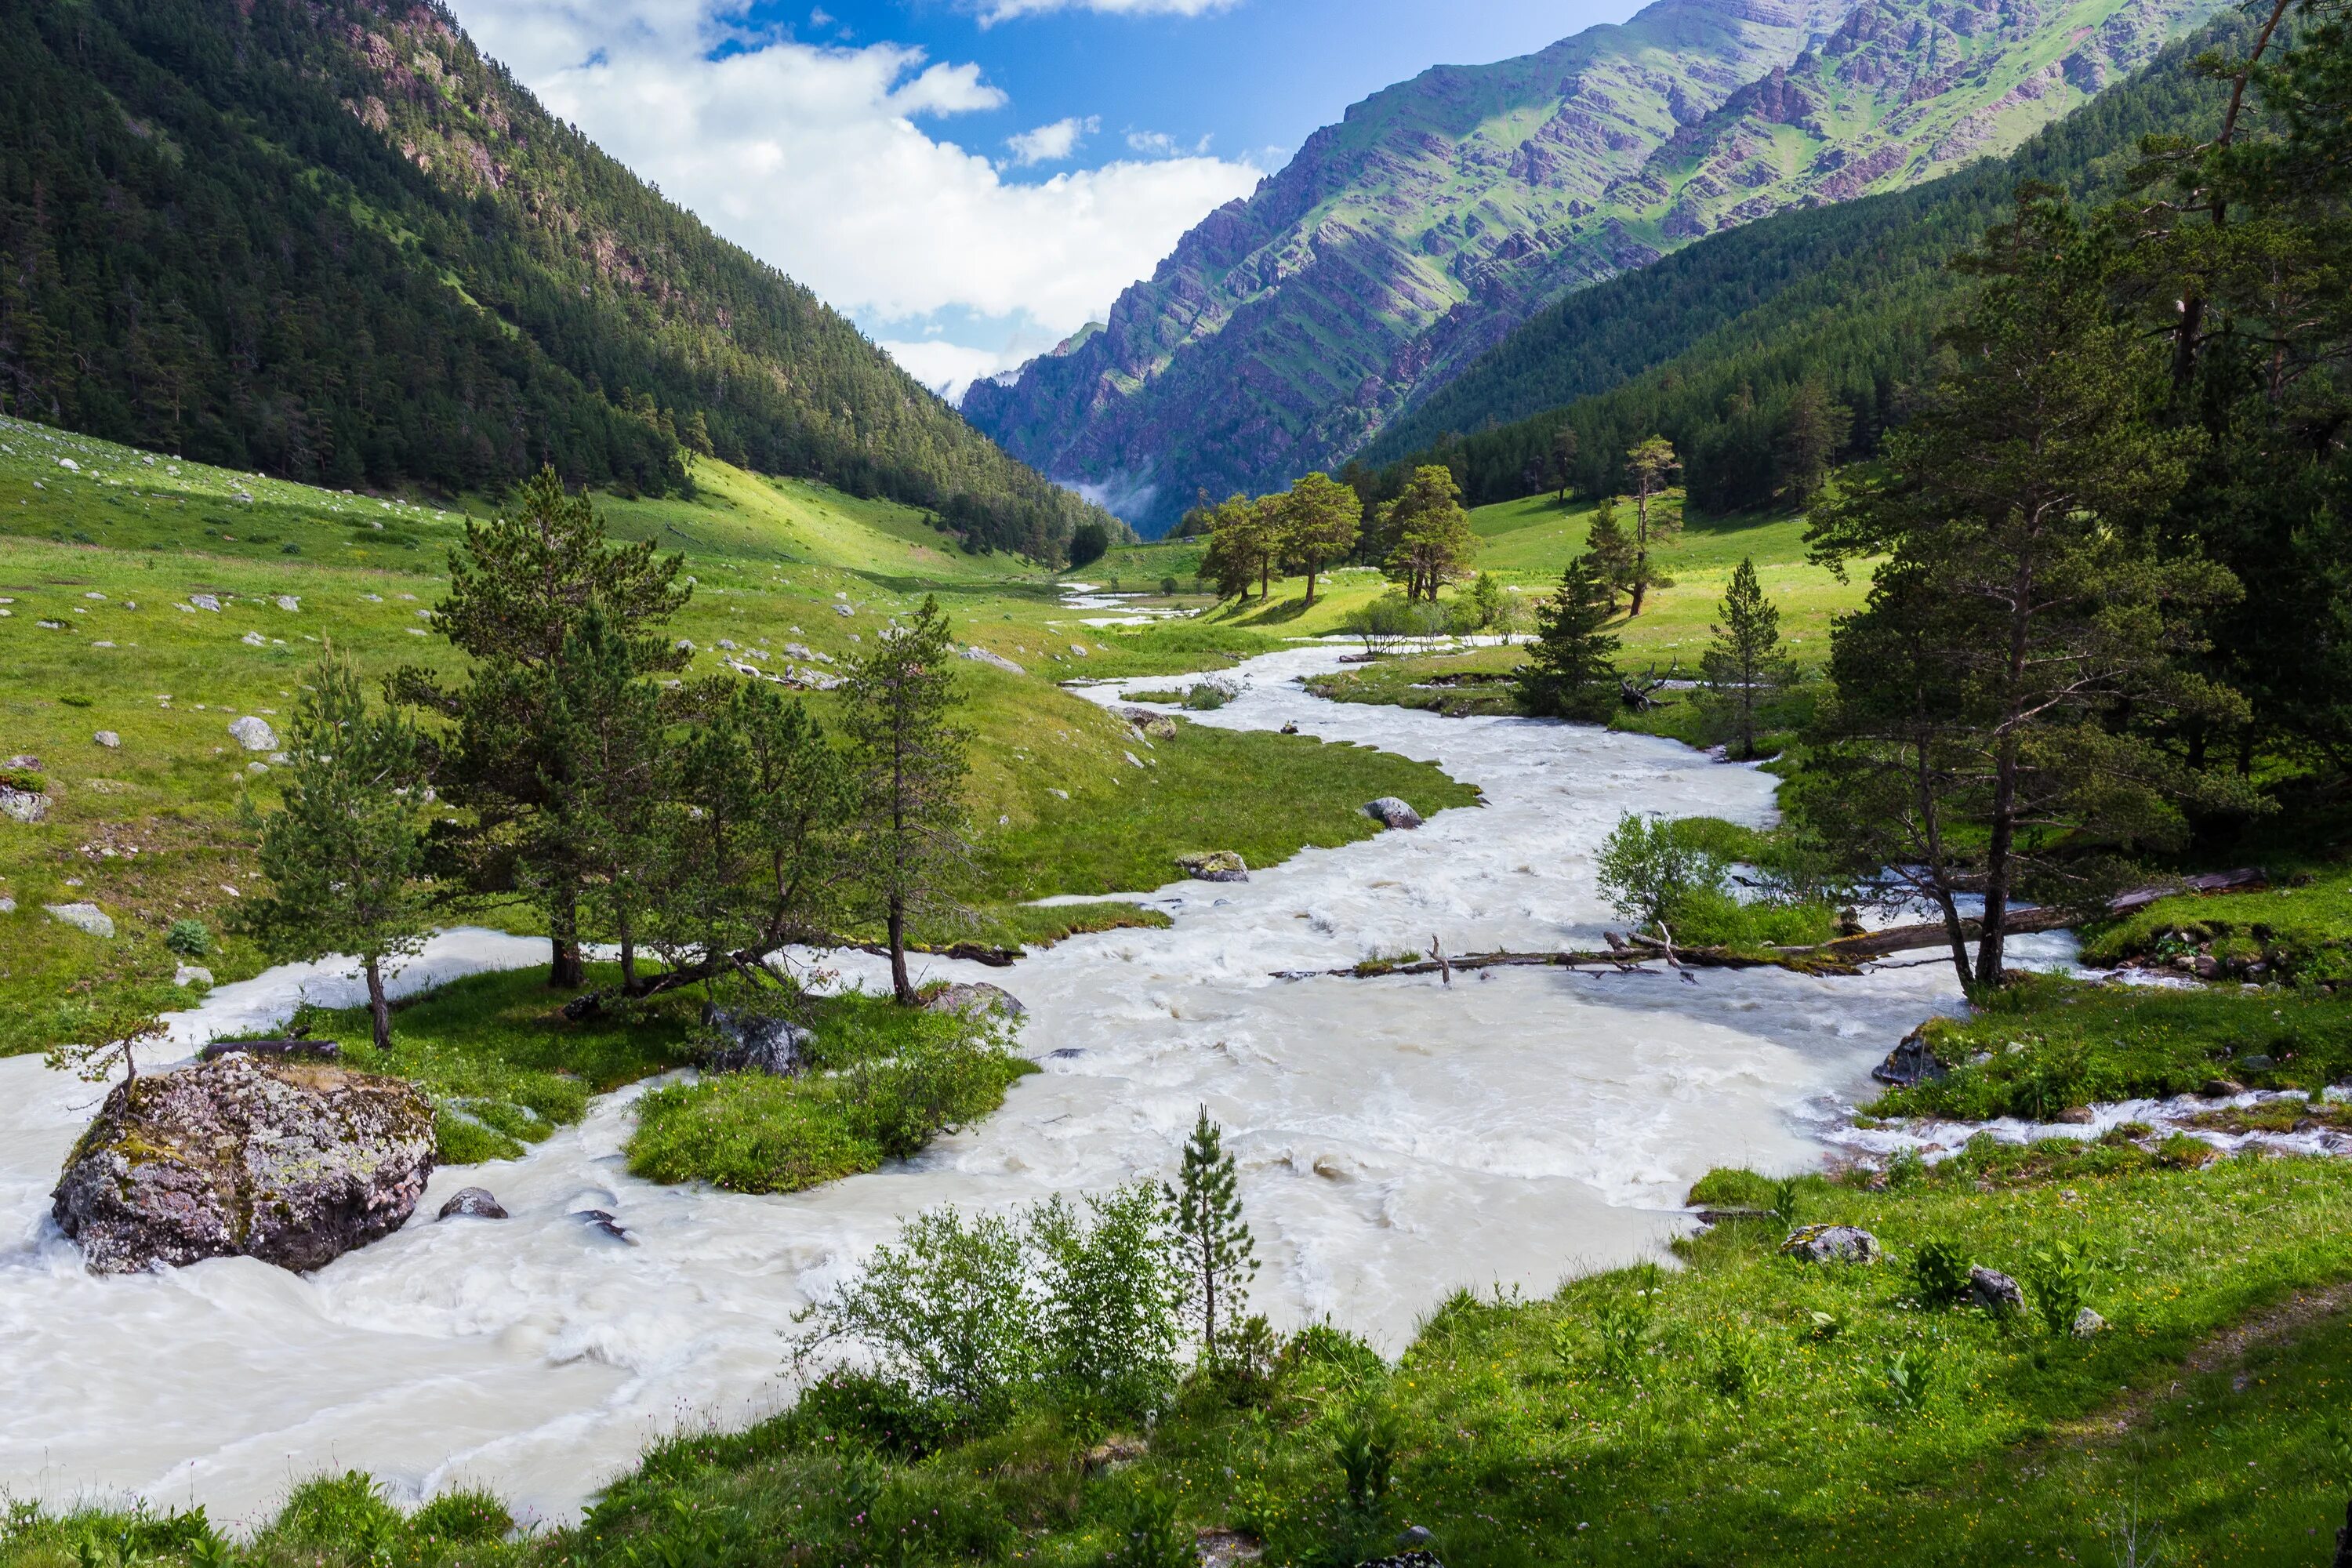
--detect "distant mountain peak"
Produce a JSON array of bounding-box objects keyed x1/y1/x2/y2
[{"x1": 963, "y1": 0, "x2": 2215, "y2": 535}]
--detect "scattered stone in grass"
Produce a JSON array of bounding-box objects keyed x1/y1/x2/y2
[
  {"x1": 229, "y1": 716, "x2": 278, "y2": 751},
  {"x1": 2238, "y1": 1053, "x2": 2276, "y2": 1074},
  {"x1": 174, "y1": 965, "x2": 214, "y2": 989},
  {"x1": 1082, "y1": 1436, "x2": 1146, "y2": 1473},
  {"x1": 43, "y1": 902, "x2": 114, "y2": 938},
  {"x1": 1969, "y1": 1265, "x2": 2026, "y2": 1316},
  {"x1": 437, "y1": 1188, "x2": 510, "y2": 1221},
  {"x1": 93, "y1": 731, "x2": 120, "y2": 749},
  {"x1": 963, "y1": 644, "x2": 1025, "y2": 675},
  {"x1": 2072, "y1": 1308, "x2": 2108, "y2": 1339},
  {"x1": 1779, "y1": 1224, "x2": 1881, "y2": 1264},
  {"x1": 1363, "y1": 796, "x2": 1422, "y2": 829},
  {"x1": 1, "y1": 787, "x2": 49, "y2": 824}
]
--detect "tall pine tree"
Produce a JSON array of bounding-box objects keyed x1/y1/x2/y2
[
  {"x1": 1516, "y1": 554, "x2": 1623, "y2": 721},
  {"x1": 1165, "y1": 1107, "x2": 1258, "y2": 1367},
  {"x1": 1702, "y1": 557, "x2": 1795, "y2": 760}
]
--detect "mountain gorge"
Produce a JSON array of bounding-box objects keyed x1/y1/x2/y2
[
  {"x1": 962, "y1": 0, "x2": 2220, "y2": 535},
  {"x1": 0, "y1": 0, "x2": 1112, "y2": 559}
]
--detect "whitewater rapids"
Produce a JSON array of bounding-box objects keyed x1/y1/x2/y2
[{"x1": 0, "y1": 643, "x2": 2053, "y2": 1529}]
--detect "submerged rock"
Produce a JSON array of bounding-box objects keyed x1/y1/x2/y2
[
  {"x1": 702, "y1": 1006, "x2": 806, "y2": 1076},
  {"x1": 1177, "y1": 850, "x2": 1249, "y2": 884},
  {"x1": 52, "y1": 1054, "x2": 435, "y2": 1274},
  {"x1": 1778, "y1": 1224, "x2": 1881, "y2": 1264},
  {"x1": 1363, "y1": 797, "x2": 1422, "y2": 830},
  {"x1": 1870, "y1": 1027, "x2": 1948, "y2": 1088},
  {"x1": 574, "y1": 1208, "x2": 636, "y2": 1244},
  {"x1": 437, "y1": 1187, "x2": 509, "y2": 1221},
  {"x1": 924, "y1": 982, "x2": 1026, "y2": 1020}
]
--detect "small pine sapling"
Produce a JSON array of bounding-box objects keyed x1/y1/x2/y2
[{"x1": 1165, "y1": 1106, "x2": 1258, "y2": 1367}]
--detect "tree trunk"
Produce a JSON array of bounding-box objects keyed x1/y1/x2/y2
[
  {"x1": 1303, "y1": 563, "x2": 1318, "y2": 606},
  {"x1": 1630, "y1": 549, "x2": 1649, "y2": 617},
  {"x1": 888, "y1": 896, "x2": 915, "y2": 1004},
  {"x1": 365, "y1": 954, "x2": 392, "y2": 1054},
  {"x1": 619, "y1": 916, "x2": 638, "y2": 994},
  {"x1": 550, "y1": 887, "x2": 586, "y2": 990}
]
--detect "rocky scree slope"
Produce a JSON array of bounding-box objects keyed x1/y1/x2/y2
[{"x1": 963, "y1": 0, "x2": 2218, "y2": 535}]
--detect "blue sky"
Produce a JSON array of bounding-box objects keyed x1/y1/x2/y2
[{"x1": 447, "y1": 0, "x2": 1638, "y2": 395}]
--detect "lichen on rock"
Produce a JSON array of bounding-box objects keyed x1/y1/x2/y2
[{"x1": 51, "y1": 1053, "x2": 436, "y2": 1274}]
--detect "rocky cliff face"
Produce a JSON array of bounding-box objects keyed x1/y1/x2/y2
[
  {"x1": 53, "y1": 1054, "x2": 436, "y2": 1274},
  {"x1": 963, "y1": 0, "x2": 2215, "y2": 535}
]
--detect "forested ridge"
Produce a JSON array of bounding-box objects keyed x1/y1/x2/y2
[
  {"x1": 1359, "y1": 17, "x2": 2244, "y2": 513},
  {"x1": 0, "y1": 0, "x2": 1112, "y2": 559}
]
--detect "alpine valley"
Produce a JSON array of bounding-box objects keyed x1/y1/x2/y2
[{"x1": 963, "y1": 0, "x2": 2221, "y2": 533}]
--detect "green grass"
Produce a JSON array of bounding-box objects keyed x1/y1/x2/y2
[
  {"x1": 1869, "y1": 974, "x2": 2352, "y2": 1123},
  {"x1": 2082, "y1": 869, "x2": 2352, "y2": 986},
  {"x1": 964, "y1": 720, "x2": 1483, "y2": 919},
  {"x1": 20, "y1": 1142, "x2": 2348, "y2": 1566},
  {"x1": 288, "y1": 964, "x2": 700, "y2": 1163},
  {"x1": 624, "y1": 991, "x2": 1034, "y2": 1193}
]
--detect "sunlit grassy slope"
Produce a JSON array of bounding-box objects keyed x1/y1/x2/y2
[{"x1": 0, "y1": 417, "x2": 1461, "y2": 1054}]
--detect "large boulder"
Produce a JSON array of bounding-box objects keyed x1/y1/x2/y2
[
  {"x1": 702, "y1": 1006, "x2": 807, "y2": 1076},
  {"x1": 51, "y1": 1054, "x2": 436, "y2": 1274},
  {"x1": 1363, "y1": 797, "x2": 1423, "y2": 830},
  {"x1": 1, "y1": 786, "x2": 49, "y2": 824},
  {"x1": 44, "y1": 902, "x2": 114, "y2": 939},
  {"x1": 1969, "y1": 1266, "x2": 2026, "y2": 1316},
  {"x1": 227, "y1": 715, "x2": 278, "y2": 752}
]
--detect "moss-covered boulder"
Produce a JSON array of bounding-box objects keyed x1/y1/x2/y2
[{"x1": 52, "y1": 1054, "x2": 436, "y2": 1274}]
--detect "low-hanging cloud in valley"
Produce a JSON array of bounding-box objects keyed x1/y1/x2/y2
[{"x1": 443, "y1": 0, "x2": 1261, "y2": 379}]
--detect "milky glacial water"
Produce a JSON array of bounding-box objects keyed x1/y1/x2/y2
[{"x1": 1, "y1": 643, "x2": 2047, "y2": 1530}]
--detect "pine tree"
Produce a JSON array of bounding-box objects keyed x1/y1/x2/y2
[
  {"x1": 545, "y1": 608, "x2": 670, "y2": 994},
  {"x1": 46, "y1": 1005, "x2": 169, "y2": 1086},
  {"x1": 1774, "y1": 379, "x2": 1849, "y2": 503},
  {"x1": 1584, "y1": 499, "x2": 1636, "y2": 611},
  {"x1": 408, "y1": 468, "x2": 688, "y2": 988},
  {"x1": 1165, "y1": 1107, "x2": 1258, "y2": 1366},
  {"x1": 1381, "y1": 465, "x2": 1475, "y2": 602},
  {"x1": 1702, "y1": 557, "x2": 1795, "y2": 760},
  {"x1": 243, "y1": 652, "x2": 434, "y2": 1051},
  {"x1": 844, "y1": 596, "x2": 973, "y2": 1004},
  {"x1": 1550, "y1": 423, "x2": 1580, "y2": 502},
  {"x1": 1623, "y1": 437, "x2": 1683, "y2": 617},
  {"x1": 1279, "y1": 472, "x2": 1363, "y2": 606},
  {"x1": 1515, "y1": 554, "x2": 1623, "y2": 720}
]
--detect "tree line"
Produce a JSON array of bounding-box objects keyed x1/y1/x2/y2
[{"x1": 230, "y1": 469, "x2": 974, "y2": 1051}]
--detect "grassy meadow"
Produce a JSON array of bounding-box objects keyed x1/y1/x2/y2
[{"x1": 0, "y1": 416, "x2": 1463, "y2": 1058}]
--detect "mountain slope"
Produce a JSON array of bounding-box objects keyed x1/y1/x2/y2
[
  {"x1": 962, "y1": 0, "x2": 2217, "y2": 535},
  {"x1": 0, "y1": 0, "x2": 1112, "y2": 561},
  {"x1": 1362, "y1": 13, "x2": 2237, "y2": 513}
]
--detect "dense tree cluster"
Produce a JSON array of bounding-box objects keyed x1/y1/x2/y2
[{"x1": 0, "y1": 0, "x2": 1112, "y2": 559}]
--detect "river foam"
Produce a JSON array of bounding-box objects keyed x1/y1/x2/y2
[{"x1": 2, "y1": 642, "x2": 2030, "y2": 1529}]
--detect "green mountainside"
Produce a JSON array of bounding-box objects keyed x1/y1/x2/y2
[
  {"x1": 1362, "y1": 13, "x2": 2239, "y2": 510},
  {"x1": 0, "y1": 0, "x2": 1112, "y2": 561},
  {"x1": 962, "y1": 0, "x2": 2219, "y2": 535}
]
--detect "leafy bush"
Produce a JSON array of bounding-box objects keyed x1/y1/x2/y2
[
  {"x1": 165, "y1": 919, "x2": 214, "y2": 959},
  {"x1": 1108, "y1": 1484, "x2": 1192, "y2": 1568},
  {"x1": 793, "y1": 1186, "x2": 1183, "y2": 1430},
  {"x1": 1909, "y1": 1239, "x2": 1973, "y2": 1306},
  {"x1": 1332, "y1": 1405, "x2": 1399, "y2": 1512},
  {"x1": 1159, "y1": 575, "x2": 1179, "y2": 596},
  {"x1": 1874, "y1": 1343, "x2": 1941, "y2": 1417},
  {"x1": 263, "y1": 1473, "x2": 403, "y2": 1552},
  {"x1": 1596, "y1": 812, "x2": 1731, "y2": 932},
  {"x1": 793, "y1": 1370, "x2": 953, "y2": 1458},
  {"x1": 2020, "y1": 1240, "x2": 2093, "y2": 1337},
  {"x1": 408, "y1": 1490, "x2": 513, "y2": 1544},
  {"x1": 1183, "y1": 682, "x2": 1229, "y2": 711}
]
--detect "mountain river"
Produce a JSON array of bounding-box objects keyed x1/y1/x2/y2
[{"x1": 0, "y1": 641, "x2": 2067, "y2": 1529}]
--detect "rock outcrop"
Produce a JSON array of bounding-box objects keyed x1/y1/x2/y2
[
  {"x1": 1363, "y1": 797, "x2": 1424, "y2": 830},
  {"x1": 52, "y1": 1054, "x2": 436, "y2": 1274},
  {"x1": 924, "y1": 982, "x2": 1028, "y2": 1021},
  {"x1": 702, "y1": 1006, "x2": 807, "y2": 1076}
]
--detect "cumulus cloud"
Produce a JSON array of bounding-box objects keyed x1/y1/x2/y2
[
  {"x1": 1005, "y1": 115, "x2": 1098, "y2": 167},
  {"x1": 445, "y1": 0, "x2": 1261, "y2": 337},
  {"x1": 879, "y1": 339, "x2": 1028, "y2": 402}
]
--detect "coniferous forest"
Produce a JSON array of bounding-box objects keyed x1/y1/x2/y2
[{"x1": 0, "y1": 0, "x2": 1113, "y2": 560}]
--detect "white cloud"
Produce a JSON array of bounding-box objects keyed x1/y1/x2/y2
[
  {"x1": 1005, "y1": 115, "x2": 1098, "y2": 167},
  {"x1": 978, "y1": 0, "x2": 1241, "y2": 23},
  {"x1": 1125, "y1": 128, "x2": 1214, "y2": 158},
  {"x1": 445, "y1": 0, "x2": 1261, "y2": 339},
  {"x1": 879, "y1": 339, "x2": 1026, "y2": 402}
]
